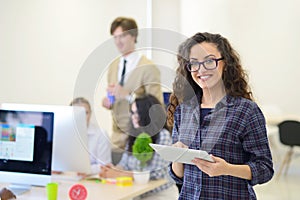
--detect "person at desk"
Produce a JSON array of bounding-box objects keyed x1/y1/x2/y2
[
  {"x1": 100, "y1": 95, "x2": 178, "y2": 200},
  {"x1": 102, "y1": 17, "x2": 163, "y2": 165},
  {"x1": 0, "y1": 188, "x2": 16, "y2": 200},
  {"x1": 70, "y1": 97, "x2": 112, "y2": 174},
  {"x1": 167, "y1": 32, "x2": 274, "y2": 199}
]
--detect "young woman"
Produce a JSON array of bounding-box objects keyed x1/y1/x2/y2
[
  {"x1": 70, "y1": 97, "x2": 111, "y2": 174},
  {"x1": 100, "y1": 95, "x2": 178, "y2": 200},
  {"x1": 167, "y1": 32, "x2": 274, "y2": 199}
]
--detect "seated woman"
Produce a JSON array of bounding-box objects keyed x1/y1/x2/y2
[
  {"x1": 70, "y1": 97, "x2": 112, "y2": 174},
  {"x1": 100, "y1": 94, "x2": 178, "y2": 200}
]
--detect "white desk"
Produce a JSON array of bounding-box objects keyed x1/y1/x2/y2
[{"x1": 0, "y1": 179, "x2": 167, "y2": 200}]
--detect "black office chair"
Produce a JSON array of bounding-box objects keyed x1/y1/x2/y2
[{"x1": 277, "y1": 120, "x2": 300, "y2": 178}]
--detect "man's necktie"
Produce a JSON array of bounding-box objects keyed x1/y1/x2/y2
[{"x1": 120, "y1": 59, "x2": 127, "y2": 86}]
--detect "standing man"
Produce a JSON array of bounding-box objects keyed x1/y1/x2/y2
[{"x1": 102, "y1": 17, "x2": 163, "y2": 164}]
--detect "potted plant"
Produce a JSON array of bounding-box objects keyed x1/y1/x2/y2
[{"x1": 132, "y1": 132, "x2": 154, "y2": 184}]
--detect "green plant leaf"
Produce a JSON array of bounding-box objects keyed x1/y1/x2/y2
[{"x1": 132, "y1": 132, "x2": 154, "y2": 170}]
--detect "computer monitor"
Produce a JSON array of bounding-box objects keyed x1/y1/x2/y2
[
  {"x1": 1, "y1": 103, "x2": 92, "y2": 175},
  {"x1": 0, "y1": 109, "x2": 54, "y2": 194}
]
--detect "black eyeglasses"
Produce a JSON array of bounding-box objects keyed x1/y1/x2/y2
[{"x1": 186, "y1": 57, "x2": 224, "y2": 72}]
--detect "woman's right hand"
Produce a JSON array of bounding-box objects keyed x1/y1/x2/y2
[
  {"x1": 171, "y1": 141, "x2": 187, "y2": 178},
  {"x1": 99, "y1": 163, "x2": 113, "y2": 178},
  {"x1": 172, "y1": 141, "x2": 188, "y2": 149},
  {"x1": 99, "y1": 163, "x2": 131, "y2": 178}
]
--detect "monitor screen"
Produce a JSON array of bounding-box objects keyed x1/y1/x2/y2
[
  {"x1": 1, "y1": 103, "x2": 92, "y2": 175},
  {"x1": 0, "y1": 109, "x2": 54, "y2": 188}
]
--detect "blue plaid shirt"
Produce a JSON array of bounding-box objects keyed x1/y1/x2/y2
[
  {"x1": 118, "y1": 128, "x2": 175, "y2": 198},
  {"x1": 169, "y1": 95, "x2": 274, "y2": 200}
]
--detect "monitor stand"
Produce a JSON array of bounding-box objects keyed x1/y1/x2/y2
[
  {"x1": 8, "y1": 184, "x2": 31, "y2": 195},
  {"x1": 51, "y1": 171, "x2": 84, "y2": 182}
]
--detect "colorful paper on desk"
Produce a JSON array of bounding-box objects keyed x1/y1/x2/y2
[
  {"x1": 85, "y1": 175, "x2": 116, "y2": 184},
  {"x1": 84, "y1": 174, "x2": 102, "y2": 181},
  {"x1": 84, "y1": 175, "x2": 133, "y2": 186},
  {"x1": 149, "y1": 143, "x2": 215, "y2": 164}
]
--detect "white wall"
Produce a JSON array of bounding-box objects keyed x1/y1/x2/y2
[
  {"x1": 151, "y1": 0, "x2": 181, "y2": 92},
  {"x1": 181, "y1": 0, "x2": 300, "y2": 120},
  {"x1": 0, "y1": 0, "x2": 148, "y2": 134},
  {"x1": 1, "y1": 0, "x2": 300, "y2": 135},
  {"x1": 0, "y1": 0, "x2": 181, "y2": 135}
]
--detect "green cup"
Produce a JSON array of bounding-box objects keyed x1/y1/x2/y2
[{"x1": 46, "y1": 182, "x2": 58, "y2": 200}]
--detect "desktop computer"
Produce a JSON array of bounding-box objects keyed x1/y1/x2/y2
[
  {"x1": 1, "y1": 103, "x2": 92, "y2": 179},
  {"x1": 0, "y1": 109, "x2": 54, "y2": 194}
]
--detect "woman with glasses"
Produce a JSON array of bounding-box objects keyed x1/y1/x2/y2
[
  {"x1": 100, "y1": 94, "x2": 178, "y2": 200},
  {"x1": 167, "y1": 32, "x2": 274, "y2": 199}
]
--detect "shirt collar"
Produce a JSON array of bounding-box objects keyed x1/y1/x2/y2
[
  {"x1": 215, "y1": 95, "x2": 235, "y2": 110},
  {"x1": 182, "y1": 94, "x2": 235, "y2": 111},
  {"x1": 122, "y1": 51, "x2": 139, "y2": 63}
]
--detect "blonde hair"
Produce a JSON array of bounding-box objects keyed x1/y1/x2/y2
[{"x1": 70, "y1": 97, "x2": 91, "y2": 112}]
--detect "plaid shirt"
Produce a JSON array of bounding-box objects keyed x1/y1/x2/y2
[
  {"x1": 118, "y1": 128, "x2": 175, "y2": 198},
  {"x1": 169, "y1": 95, "x2": 274, "y2": 200}
]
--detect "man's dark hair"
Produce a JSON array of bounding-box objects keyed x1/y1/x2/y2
[{"x1": 110, "y1": 17, "x2": 138, "y2": 43}]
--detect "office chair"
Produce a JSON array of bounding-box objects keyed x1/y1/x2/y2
[{"x1": 277, "y1": 120, "x2": 300, "y2": 179}]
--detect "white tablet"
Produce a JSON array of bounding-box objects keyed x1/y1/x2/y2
[{"x1": 149, "y1": 143, "x2": 215, "y2": 165}]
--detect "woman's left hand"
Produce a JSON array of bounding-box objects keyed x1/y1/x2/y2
[
  {"x1": 100, "y1": 164, "x2": 132, "y2": 178},
  {"x1": 192, "y1": 155, "x2": 230, "y2": 177},
  {"x1": 100, "y1": 164, "x2": 117, "y2": 178}
]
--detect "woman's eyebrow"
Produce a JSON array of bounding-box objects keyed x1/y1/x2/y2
[
  {"x1": 189, "y1": 54, "x2": 215, "y2": 60},
  {"x1": 203, "y1": 54, "x2": 216, "y2": 59}
]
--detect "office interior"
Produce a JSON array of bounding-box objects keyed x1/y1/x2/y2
[{"x1": 0, "y1": 0, "x2": 299, "y2": 199}]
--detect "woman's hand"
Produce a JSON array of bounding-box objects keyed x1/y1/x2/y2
[
  {"x1": 99, "y1": 164, "x2": 132, "y2": 178},
  {"x1": 99, "y1": 163, "x2": 114, "y2": 178},
  {"x1": 171, "y1": 141, "x2": 188, "y2": 178},
  {"x1": 192, "y1": 155, "x2": 230, "y2": 177},
  {"x1": 172, "y1": 141, "x2": 188, "y2": 149}
]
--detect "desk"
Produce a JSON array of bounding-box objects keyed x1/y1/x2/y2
[{"x1": 0, "y1": 179, "x2": 167, "y2": 200}]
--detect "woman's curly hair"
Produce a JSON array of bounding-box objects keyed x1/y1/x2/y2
[{"x1": 167, "y1": 32, "x2": 253, "y2": 128}]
